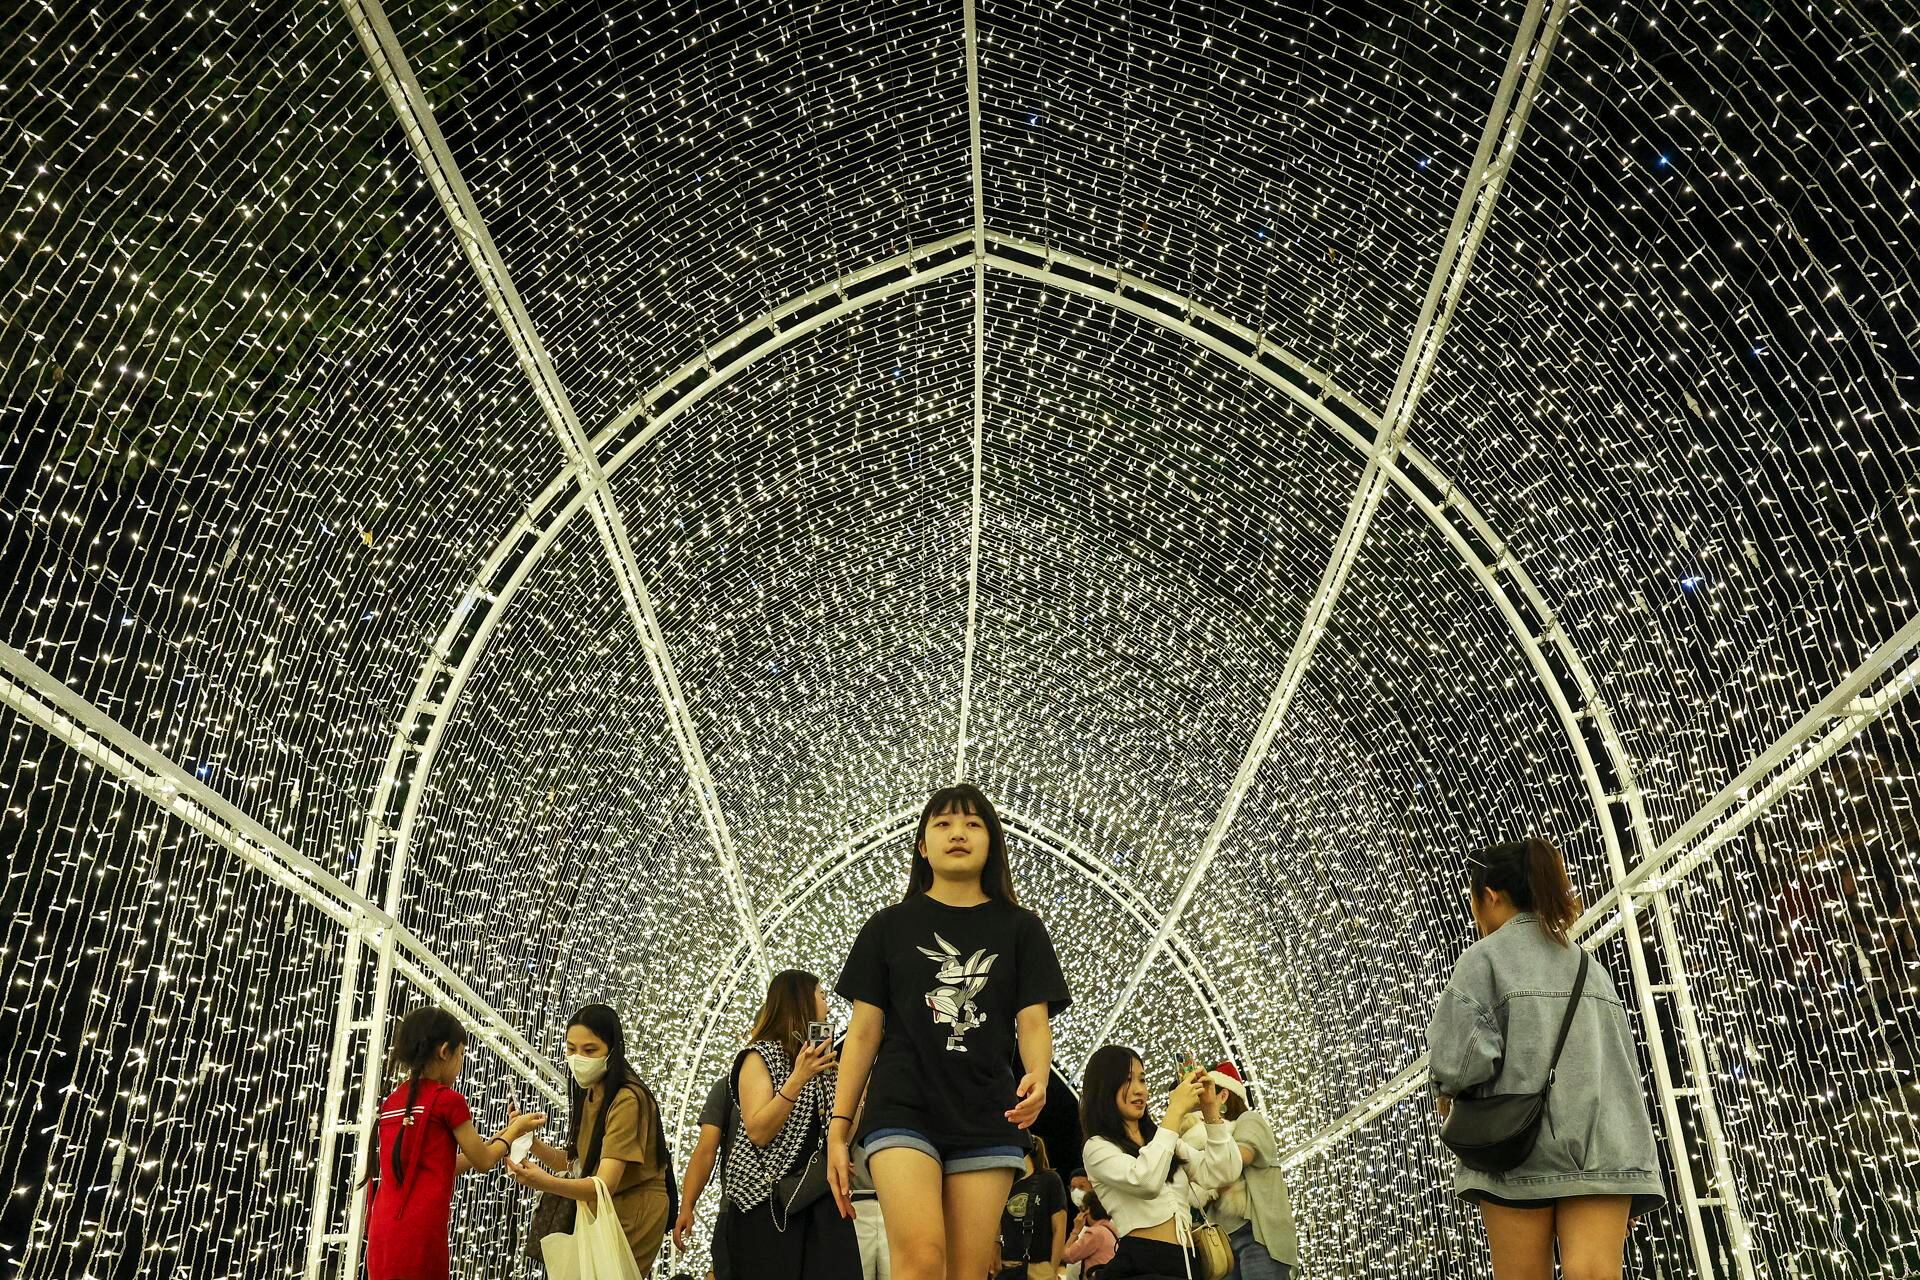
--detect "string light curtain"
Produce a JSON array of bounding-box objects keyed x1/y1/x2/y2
[{"x1": 0, "y1": 1, "x2": 1915, "y2": 1278}]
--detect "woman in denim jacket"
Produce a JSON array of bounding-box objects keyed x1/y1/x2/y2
[{"x1": 1426, "y1": 838, "x2": 1665, "y2": 1280}]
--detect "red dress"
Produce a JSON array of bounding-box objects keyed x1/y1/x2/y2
[{"x1": 364, "y1": 1079, "x2": 471, "y2": 1280}]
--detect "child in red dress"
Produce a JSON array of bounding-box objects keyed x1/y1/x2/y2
[{"x1": 363, "y1": 1007, "x2": 546, "y2": 1280}]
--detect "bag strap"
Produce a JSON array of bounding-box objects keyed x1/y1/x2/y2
[{"x1": 1544, "y1": 950, "x2": 1591, "y2": 1088}]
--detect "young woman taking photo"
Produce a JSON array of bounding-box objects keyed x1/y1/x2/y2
[
  {"x1": 827, "y1": 784, "x2": 1072, "y2": 1280},
  {"x1": 1427, "y1": 838, "x2": 1664, "y2": 1280},
  {"x1": 718, "y1": 968, "x2": 858, "y2": 1278},
  {"x1": 1079, "y1": 1046, "x2": 1241, "y2": 1280}
]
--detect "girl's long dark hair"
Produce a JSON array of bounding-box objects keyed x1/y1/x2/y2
[
  {"x1": 375, "y1": 1006, "x2": 467, "y2": 1186},
  {"x1": 1469, "y1": 837, "x2": 1582, "y2": 945},
  {"x1": 1080, "y1": 1045, "x2": 1153, "y2": 1158},
  {"x1": 748, "y1": 970, "x2": 822, "y2": 1063},
  {"x1": 567, "y1": 1003, "x2": 651, "y2": 1177},
  {"x1": 905, "y1": 783, "x2": 1018, "y2": 905}
]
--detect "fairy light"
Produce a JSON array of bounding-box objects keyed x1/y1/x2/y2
[{"x1": 1, "y1": 0, "x2": 1915, "y2": 1278}]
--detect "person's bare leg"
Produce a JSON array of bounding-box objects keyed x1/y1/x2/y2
[
  {"x1": 1480, "y1": 1200, "x2": 1555, "y2": 1280},
  {"x1": 1554, "y1": 1195, "x2": 1632, "y2": 1280},
  {"x1": 872, "y1": 1148, "x2": 949, "y2": 1280},
  {"x1": 941, "y1": 1167, "x2": 1017, "y2": 1280}
]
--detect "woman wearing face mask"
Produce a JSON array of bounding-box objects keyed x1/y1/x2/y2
[
  {"x1": 1079, "y1": 1047, "x2": 1240, "y2": 1280},
  {"x1": 1062, "y1": 1189, "x2": 1117, "y2": 1279},
  {"x1": 508, "y1": 1003, "x2": 672, "y2": 1275}
]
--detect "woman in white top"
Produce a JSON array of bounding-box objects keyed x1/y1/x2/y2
[{"x1": 1079, "y1": 1046, "x2": 1242, "y2": 1279}]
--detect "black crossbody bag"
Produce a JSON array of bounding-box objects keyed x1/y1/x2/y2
[{"x1": 1441, "y1": 950, "x2": 1589, "y2": 1173}]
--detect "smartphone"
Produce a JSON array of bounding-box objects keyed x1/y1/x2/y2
[{"x1": 806, "y1": 1020, "x2": 833, "y2": 1046}]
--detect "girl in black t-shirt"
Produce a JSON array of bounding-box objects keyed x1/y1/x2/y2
[
  {"x1": 997, "y1": 1134, "x2": 1068, "y2": 1279},
  {"x1": 827, "y1": 784, "x2": 1072, "y2": 1280}
]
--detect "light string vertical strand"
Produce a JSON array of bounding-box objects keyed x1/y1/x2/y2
[
  {"x1": 322, "y1": 0, "x2": 775, "y2": 1272},
  {"x1": 1083, "y1": 0, "x2": 1566, "y2": 1062},
  {"x1": 955, "y1": 0, "x2": 989, "y2": 782}
]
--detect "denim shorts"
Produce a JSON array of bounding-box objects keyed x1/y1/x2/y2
[{"x1": 864, "y1": 1126, "x2": 1029, "y2": 1174}]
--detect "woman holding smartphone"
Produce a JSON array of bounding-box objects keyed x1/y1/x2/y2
[
  {"x1": 720, "y1": 969, "x2": 859, "y2": 1279},
  {"x1": 827, "y1": 784, "x2": 1073, "y2": 1280},
  {"x1": 1079, "y1": 1046, "x2": 1241, "y2": 1280}
]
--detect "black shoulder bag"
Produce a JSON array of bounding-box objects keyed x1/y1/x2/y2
[{"x1": 1440, "y1": 949, "x2": 1589, "y2": 1174}]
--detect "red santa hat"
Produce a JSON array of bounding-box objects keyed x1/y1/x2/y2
[{"x1": 1207, "y1": 1060, "x2": 1248, "y2": 1104}]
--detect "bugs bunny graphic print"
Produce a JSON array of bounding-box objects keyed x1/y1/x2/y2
[{"x1": 918, "y1": 932, "x2": 998, "y2": 1052}]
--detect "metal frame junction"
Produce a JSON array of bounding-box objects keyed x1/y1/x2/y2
[
  {"x1": 1280, "y1": 611, "x2": 1920, "y2": 1169},
  {"x1": 0, "y1": 642, "x2": 569, "y2": 1280},
  {"x1": 13, "y1": 586, "x2": 1913, "y2": 1279},
  {"x1": 317, "y1": 0, "x2": 773, "y2": 1271},
  {"x1": 314, "y1": 172, "x2": 1773, "y2": 1277}
]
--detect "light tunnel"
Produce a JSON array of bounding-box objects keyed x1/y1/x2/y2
[{"x1": 0, "y1": 0, "x2": 1916, "y2": 1277}]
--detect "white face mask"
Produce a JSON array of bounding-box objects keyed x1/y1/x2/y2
[
  {"x1": 1070, "y1": 1188, "x2": 1087, "y2": 1208},
  {"x1": 567, "y1": 1053, "x2": 608, "y2": 1087}
]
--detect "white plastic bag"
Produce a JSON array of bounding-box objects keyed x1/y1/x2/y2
[{"x1": 539, "y1": 1178, "x2": 643, "y2": 1280}]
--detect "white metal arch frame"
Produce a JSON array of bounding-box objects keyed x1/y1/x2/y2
[
  {"x1": 981, "y1": 233, "x2": 1751, "y2": 1274},
  {"x1": 1085, "y1": 0, "x2": 1563, "y2": 1056},
  {"x1": 662, "y1": 806, "x2": 1262, "y2": 1151},
  {"x1": 321, "y1": 241, "x2": 1756, "y2": 1273}
]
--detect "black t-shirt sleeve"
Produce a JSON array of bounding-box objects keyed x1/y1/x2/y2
[
  {"x1": 1015, "y1": 909, "x2": 1072, "y2": 1018},
  {"x1": 836, "y1": 909, "x2": 890, "y2": 1008},
  {"x1": 697, "y1": 1076, "x2": 730, "y2": 1129},
  {"x1": 1043, "y1": 1169, "x2": 1067, "y2": 1219}
]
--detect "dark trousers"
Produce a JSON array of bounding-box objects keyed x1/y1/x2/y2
[
  {"x1": 720, "y1": 1192, "x2": 860, "y2": 1280},
  {"x1": 709, "y1": 1202, "x2": 735, "y2": 1279},
  {"x1": 1103, "y1": 1234, "x2": 1197, "y2": 1280}
]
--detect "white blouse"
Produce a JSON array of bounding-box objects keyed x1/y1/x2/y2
[{"x1": 1082, "y1": 1121, "x2": 1243, "y2": 1245}]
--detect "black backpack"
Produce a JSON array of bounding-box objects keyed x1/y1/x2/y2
[{"x1": 637, "y1": 1079, "x2": 680, "y2": 1227}]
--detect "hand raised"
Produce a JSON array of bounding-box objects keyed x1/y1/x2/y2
[
  {"x1": 792, "y1": 1039, "x2": 838, "y2": 1084},
  {"x1": 1164, "y1": 1070, "x2": 1204, "y2": 1125},
  {"x1": 1196, "y1": 1075, "x2": 1223, "y2": 1121}
]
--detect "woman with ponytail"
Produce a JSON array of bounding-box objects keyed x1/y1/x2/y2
[
  {"x1": 508, "y1": 1004, "x2": 672, "y2": 1274},
  {"x1": 363, "y1": 1006, "x2": 547, "y2": 1280},
  {"x1": 1426, "y1": 838, "x2": 1665, "y2": 1280}
]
